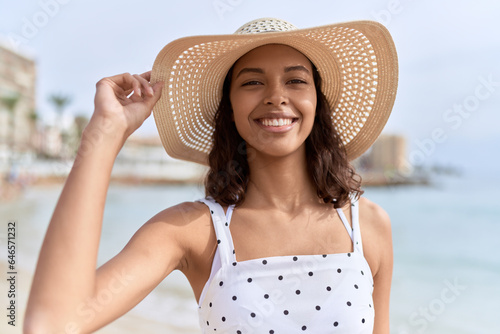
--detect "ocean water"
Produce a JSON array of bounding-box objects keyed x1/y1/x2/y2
[
  {"x1": 1, "y1": 173, "x2": 499, "y2": 333},
  {"x1": 363, "y1": 174, "x2": 500, "y2": 334}
]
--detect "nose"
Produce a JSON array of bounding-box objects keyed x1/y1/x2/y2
[{"x1": 263, "y1": 82, "x2": 288, "y2": 106}]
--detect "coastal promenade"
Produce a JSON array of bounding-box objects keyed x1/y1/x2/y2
[
  {"x1": 0, "y1": 155, "x2": 427, "y2": 197},
  {"x1": 0, "y1": 133, "x2": 429, "y2": 201}
]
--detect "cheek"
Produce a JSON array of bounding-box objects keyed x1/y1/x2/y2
[
  {"x1": 230, "y1": 99, "x2": 250, "y2": 137},
  {"x1": 297, "y1": 92, "x2": 317, "y2": 124},
  {"x1": 297, "y1": 93, "x2": 317, "y2": 138},
  {"x1": 230, "y1": 91, "x2": 255, "y2": 128},
  {"x1": 232, "y1": 111, "x2": 248, "y2": 133},
  {"x1": 302, "y1": 98, "x2": 317, "y2": 115}
]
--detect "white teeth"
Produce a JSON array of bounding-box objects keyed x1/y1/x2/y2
[{"x1": 260, "y1": 118, "x2": 293, "y2": 127}]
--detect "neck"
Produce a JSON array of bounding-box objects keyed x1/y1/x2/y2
[{"x1": 244, "y1": 145, "x2": 319, "y2": 211}]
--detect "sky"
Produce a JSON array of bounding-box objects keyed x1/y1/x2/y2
[{"x1": 1, "y1": 0, "x2": 499, "y2": 175}]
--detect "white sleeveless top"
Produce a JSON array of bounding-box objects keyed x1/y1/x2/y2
[{"x1": 197, "y1": 197, "x2": 374, "y2": 333}]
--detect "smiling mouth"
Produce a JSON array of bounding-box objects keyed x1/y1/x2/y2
[{"x1": 256, "y1": 118, "x2": 298, "y2": 127}]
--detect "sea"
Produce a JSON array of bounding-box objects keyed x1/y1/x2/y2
[{"x1": 1, "y1": 171, "x2": 499, "y2": 334}]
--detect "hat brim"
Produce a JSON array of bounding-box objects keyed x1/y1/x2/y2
[{"x1": 151, "y1": 20, "x2": 398, "y2": 165}]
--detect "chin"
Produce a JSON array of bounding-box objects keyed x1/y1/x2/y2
[{"x1": 247, "y1": 142, "x2": 307, "y2": 161}]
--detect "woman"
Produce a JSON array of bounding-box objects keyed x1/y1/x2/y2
[{"x1": 25, "y1": 18, "x2": 397, "y2": 333}]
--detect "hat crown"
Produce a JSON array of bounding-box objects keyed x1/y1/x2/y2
[{"x1": 234, "y1": 18, "x2": 298, "y2": 35}]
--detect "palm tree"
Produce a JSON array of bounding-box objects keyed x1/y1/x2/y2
[
  {"x1": 48, "y1": 93, "x2": 72, "y2": 158},
  {"x1": 28, "y1": 109, "x2": 40, "y2": 153},
  {"x1": 73, "y1": 114, "x2": 89, "y2": 139},
  {"x1": 0, "y1": 93, "x2": 21, "y2": 183},
  {"x1": 70, "y1": 114, "x2": 89, "y2": 155},
  {"x1": 0, "y1": 93, "x2": 21, "y2": 149},
  {"x1": 48, "y1": 93, "x2": 72, "y2": 127}
]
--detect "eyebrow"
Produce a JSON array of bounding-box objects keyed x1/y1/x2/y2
[
  {"x1": 284, "y1": 65, "x2": 310, "y2": 74},
  {"x1": 235, "y1": 67, "x2": 264, "y2": 78},
  {"x1": 235, "y1": 65, "x2": 311, "y2": 79}
]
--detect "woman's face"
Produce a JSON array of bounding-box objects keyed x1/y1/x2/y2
[{"x1": 229, "y1": 44, "x2": 317, "y2": 159}]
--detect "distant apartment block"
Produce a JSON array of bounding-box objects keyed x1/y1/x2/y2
[
  {"x1": 368, "y1": 134, "x2": 407, "y2": 172},
  {"x1": 0, "y1": 42, "x2": 36, "y2": 154},
  {"x1": 353, "y1": 134, "x2": 410, "y2": 185}
]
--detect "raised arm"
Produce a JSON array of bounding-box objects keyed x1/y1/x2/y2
[{"x1": 23, "y1": 72, "x2": 185, "y2": 333}]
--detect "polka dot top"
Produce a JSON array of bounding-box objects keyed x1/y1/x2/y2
[{"x1": 197, "y1": 197, "x2": 374, "y2": 333}]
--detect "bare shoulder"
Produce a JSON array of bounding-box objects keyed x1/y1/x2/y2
[
  {"x1": 149, "y1": 200, "x2": 210, "y2": 227},
  {"x1": 145, "y1": 200, "x2": 212, "y2": 250},
  {"x1": 357, "y1": 196, "x2": 391, "y2": 232},
  {"x1": 123, "y1": 201, "x2": 212, "y2": 272},
  {"x1": 148, "y1": 201, "x2": 217, "y2": 298},
  {"x1": 357, "y1": 197, "x2": 393, "y2": 276},
  {"x1": 133, "y1": 201, "x2": 209, "y2": 241}
]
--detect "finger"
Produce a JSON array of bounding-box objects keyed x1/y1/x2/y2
[
  {"x1": 139, "y1": 71, "x2": 152, "y2": 81},
  {"x1": 143, "y1": 81, "x2": 164, "y2": 107},
  {"x1": 130, "y1": 73, "x2": 142, "y2": 98},
  {"x1": 123, "y1": 88, "x2": 134, "y2": 96},
  {"x1": 107, "y1": 72, "x2": 142, "y2": 97},
  {"x1": 129, "y1": 92, "x2": 144, "y2": 103},
  {"x1": 96, "y1": 77, "x2": 128, "y2": 96},
  {"x1": 105, "y1": 72, "x2": 135, "y2": 89},
  {"x1": 133, "y1": 74, "x2": 154, "y2": 97}
]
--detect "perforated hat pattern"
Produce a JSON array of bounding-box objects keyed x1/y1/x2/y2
[{"x1": 151, "y1": 18, "x2": 398, "y2": 165}]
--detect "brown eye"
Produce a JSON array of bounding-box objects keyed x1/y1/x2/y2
[
  {"x1": 288, "y1": 79, "x2": 307, "y2": 84},
  {"x1": 242, "y1": 80, "x2": 263, "y2": 86}
]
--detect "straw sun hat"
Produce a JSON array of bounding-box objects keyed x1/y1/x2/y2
[{"x1": 151, "y1": 18, "x2": 398, "y2": 165}]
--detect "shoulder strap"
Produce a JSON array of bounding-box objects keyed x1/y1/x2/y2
[
  {"x1": 336, "y1": 206, "x2": 354, "y2": 242},
  {"x1": 336, "y1": 198, "x2": 364, "y2": 255},
  {"x1": 198, "y1": 197, "x2": 236, "y2": 266},
  {"x1": 350, "y1": 199, "x2": 365, "y2": 255}
]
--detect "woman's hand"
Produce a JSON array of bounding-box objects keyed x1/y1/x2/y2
[{"x1": 90, "y1": 71, "x2": 164, "y2": 141}]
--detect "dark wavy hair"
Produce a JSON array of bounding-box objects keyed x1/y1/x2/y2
[{"x1": 204, "y1": 63, "x2": 363, "y2": 209}]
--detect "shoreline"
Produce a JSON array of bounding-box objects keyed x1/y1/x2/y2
[
  {"x1": 0, "y1": 173, "x2": 428, "y2": 202},
  {"x1": 1, "y1": 170, "x2": 430, "y2": 203},
  {"x1": 18, "y1": 173, "x2": 430, "y2": 187}
]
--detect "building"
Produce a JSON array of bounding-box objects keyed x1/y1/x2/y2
[
  {"x1": 0, "y1": 42, "x2": 37, "y2": 159},
  {"x1": 353, "y1": 134, "x2": 416, "y2": 186},
  {"x1": 113, "y1": 135, "x2": 208, "y2": 183},
  {"x1": 368, "y1": 134, "x2": 407, "y2": 172}
]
